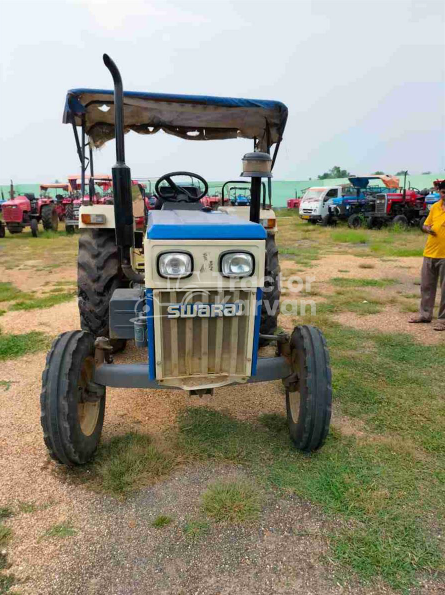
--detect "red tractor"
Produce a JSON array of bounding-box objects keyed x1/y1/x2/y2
[
  {"x1": 1, "y1": 183, "x2": 59, "y2": 236},
  {"x1": 287, "y1": 197, "x2": 301, "y2": 209},
  {"x1": 40, "y1": 183, "x2": 71, "y2": 221},
  {"x1": 365, "y1": 174, "x2": 427, "y2": 230},
  {"x1": 64, "y1": 174, "x2": 114, "y2": 233}
]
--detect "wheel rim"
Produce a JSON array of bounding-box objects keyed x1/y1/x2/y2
[
  {"x1": 77, "y1": 356, "x2": 100, "y2": 436},
  {"x1": 288, "y1": 389, "x2": 301, "y2": 423},
  {"x1": 288, "y1": 350, "x2": 301, "y2": 423}
]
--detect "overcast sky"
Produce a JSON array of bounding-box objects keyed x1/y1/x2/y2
[{"x1": 0, "y1": 0, "x2": 444, "y2": 184}]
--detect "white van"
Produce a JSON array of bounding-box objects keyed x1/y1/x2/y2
[{"x1": 299, "y1": 186, "x2": 341, "y2": 223}]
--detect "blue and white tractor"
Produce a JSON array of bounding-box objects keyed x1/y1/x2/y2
[{"x1": 40, "y1": 55, "x2": 332, "y2": 465}]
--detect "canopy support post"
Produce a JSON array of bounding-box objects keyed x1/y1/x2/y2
[{"x1": 88, "y1": 143, "x2": 95, "y2": 203}]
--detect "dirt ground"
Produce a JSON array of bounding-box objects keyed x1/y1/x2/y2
[{"x1": 0, "y1": 235, "x2": 442, "y2": 594}]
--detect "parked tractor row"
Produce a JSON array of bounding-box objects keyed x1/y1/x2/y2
[
  {"x1": 0, "y1": 176, "x2": 158, "y2": 237},
  {"x1": 289, "y1": 174, "x2": 443, "y2": 230},
  {"x1": 0, "y1": 183, "x2": 60, "y2": 237}
]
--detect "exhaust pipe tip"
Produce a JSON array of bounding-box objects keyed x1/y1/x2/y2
[{"x1": 103, "y1": 53, "x2": 111, "y2": 67}]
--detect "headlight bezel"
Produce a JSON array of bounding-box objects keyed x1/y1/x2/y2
[
  {"x1": 219, "y1": 251, "x2": 255, "y2": 278},
  {"x1": 157, "y1": 251, "x2": 194, "y2": 279}
]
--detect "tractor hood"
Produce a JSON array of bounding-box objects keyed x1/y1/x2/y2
[
  {"x1": 63, "y1": 89, "x2": 288, "y2": 151},
  {"x1": 2, "y1": 195, "x2": 31, "y2": 208},
  {"x1": 146, "y1": 210, "x2": 266, "y2": 240}
]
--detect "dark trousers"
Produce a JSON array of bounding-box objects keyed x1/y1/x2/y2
[{"x1": 420, "y1": 257, "x2": 445, "y2": 320}]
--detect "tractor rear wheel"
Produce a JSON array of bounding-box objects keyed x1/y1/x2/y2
[
  {"x1": 40, "y1": 331, "x2": 105, "y2": 465},
  {"x1": 41, "y1": 205, "x2": 59, "y2": 231},
  {"x1": 366, "y1": 216, "x2": 383, "y2": 230},
  {"x1": 30, "y1": 218, "x2": 38, "y2": 237},
  {"x1": 65, "y1": 204, "x2": 75, "y2": 234},
  {"x1": 419, "y1": 216, "x2": 427, "y2": 229},
  {"x1": 285, "y1": 325, "x2": 332, "y2": 452},
  {"x1": 259, "y1": 233, "x2": 280, "y2": 347},
  {"x1": 392, "y1": 214, "x2": 408, "y2": 229},
  {"x1": 348, "y1": 214, "x2": 362, "y2": 229},
  {"x1": 78, "y1": 229, "x2": 127, "y2": 351}
]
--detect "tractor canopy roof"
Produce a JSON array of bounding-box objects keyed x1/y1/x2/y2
[
  {"x1": 40, "y1": 184, "x2": 70, "y2": 191},
  {"x1": 63, "y1": 89, "x2": 288, "y2": 151},
  {"x1": 348, "y1": 175, "x2": 399, "y2": 189}
]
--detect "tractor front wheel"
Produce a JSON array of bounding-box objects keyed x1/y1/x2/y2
[
  {"x1": 0, "y1": 223, "x2": 5, "y2": 238},
  {"x1": 30, "y1": 219, "x2": 38, "y2": 237},
  {"x1": 391, "y1": 214, "x2": 408, "y2": 230},
  {"x1": 40, "y1": 331, "x2": 105, "y2": 465},
  {"x1": 285, "y1": 325, "x2": 332, "y2": 452},
  {"x1": 366, "y1": 216, "x2": 383, "y2": 230},
  {"x1": 348, "y1": 214, "x2": 362, "y2": 229},
  {"x1": 321, "y1": 214, "x2": 332, "y2": 227},
  {"x1": 259, "y1": 233, "x2": 280, "y2": 346}
]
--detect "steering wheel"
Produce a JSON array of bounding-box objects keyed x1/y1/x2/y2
[{"x1": 155, "y1": 171, "x2": 208, "y2": 203}]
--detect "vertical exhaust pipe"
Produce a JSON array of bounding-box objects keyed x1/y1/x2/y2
[{"x1": 103, "y1": 54, "x2": 143, "y2": 283}]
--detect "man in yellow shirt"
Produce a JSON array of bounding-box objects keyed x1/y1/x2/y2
[{"x1": 410, "y1": 181, "x2": 445, "y2": 330}]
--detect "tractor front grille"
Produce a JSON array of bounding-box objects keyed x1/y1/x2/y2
[
  {"x1": 153, "y1": 289, "x2": 255, "y2": 380},
  {"x1": 72, "y1": 204, "x2": 80, "y2": 222},
  {"x1": 2, "y1": 206, "x2": 22, "y2": 223},
  {"x1": 375, "y1": 195, "x2": 386, "y2": 215}
]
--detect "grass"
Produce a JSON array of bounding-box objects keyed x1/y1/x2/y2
[
  {"x1": 43, "y1": 522, "x2": 76, "y2": 539},
  {"x1": 152, "y1": 515, "x2": 173, "y2": 528},
  {"x1": 183, "y1": 520, "x2": 210, "y2": 541},
  {"x1": 0, "y1": 330, "x2": 49, "y2": 361},
  {"x1": 279, "y1": 245, "x2": 321, "y2": 268},
  {"x1": 0, "y1": 574, "x2": 15, "y2": 593},
  {"x1": 52, "y1": 280, "x2": 77, "y2": 287},
  {"x1": 0, "y1": 508, "x2": 12, "y2": 520},
  {"x1": 95, "y1": 432, "x2": 174, "y2": 495},
  {"x1": 201, "y1": 481, "x2": 261, "y2": 523},
  {"x1": 10, "y1": 291, "x2": 75, "y2": 311},
  {"x1": 0, "y1": 282, "x2": 33, "y2": 303},
  {"x1": 331, "y1": 230, "x2": 369, "y2": 244},
  {"x1": 314, "y1": 289, "x2": 389, "y2": 317},
  {"x1": 17, "y1": 502, "x2": 37, "y2": 514},
  {"x1": 330, "y1": 277, "x2": 397, "y2": 288},
  {"x1": 328, "y1": 224, "x2": 425, "y2": 258},
  {"x1": 400, "y1": 302, "x2": 418, "y2": 313},
  {"x1": 0, "y1": 526, "x2": 12, "y2": 546}
]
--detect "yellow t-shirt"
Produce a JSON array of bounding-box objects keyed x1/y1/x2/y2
[{"x1": 423, "y1": 200, "x2": 445, "y2": 259}]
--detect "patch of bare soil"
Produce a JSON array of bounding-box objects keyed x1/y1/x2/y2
[
  {"x1": 0, "y1": 266, "x2": 76, "y2": 293},
  {"x1": 302, "y1": 254, "x2": 422, "y2": 285},
  {"x1": 280, "y1": 254, "x2": 422, "y2": 304},
  {"x1": 334, "y1": 306, "x2": 442, "y2": 345},
  {"x1": 0, "y1": 299, "x2": 78, "y2": 335}
]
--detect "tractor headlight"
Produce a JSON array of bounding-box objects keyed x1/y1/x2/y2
[
  {"x1": 220, "y1": 252, "x2": 254, "y2": 277},
  {"x1": 158, "y1": 252, "x2": 193, "y2": 278},
  {"x1": 261, "y1": 218, "x2": 276, "y2": 229}
]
